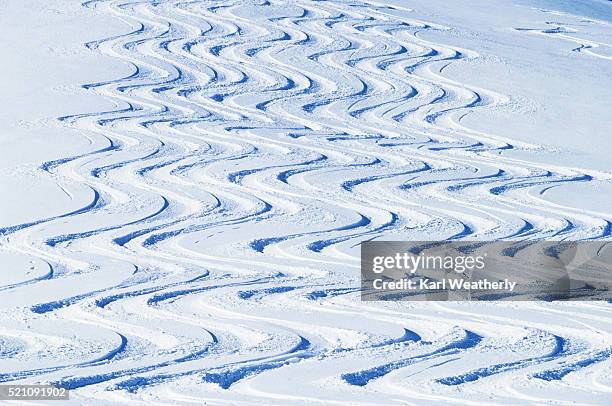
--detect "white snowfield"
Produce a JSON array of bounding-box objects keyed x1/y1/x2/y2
[{"x1": 0, "y1": 0, "x2": 611, "y2": 404}]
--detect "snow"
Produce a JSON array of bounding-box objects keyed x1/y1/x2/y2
[{"x1": 0, "y1": 0, "x2": 610, "y2": 404}]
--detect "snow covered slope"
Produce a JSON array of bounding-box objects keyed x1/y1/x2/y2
[{"x1": 0, "y1": 0, "x2": 610, "y2": 404}]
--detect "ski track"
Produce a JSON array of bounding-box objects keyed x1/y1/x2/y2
[{"x1": 1, "y1": 0, "x2": 611, "y2": 404}]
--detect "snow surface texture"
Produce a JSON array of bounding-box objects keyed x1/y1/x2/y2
[{"x1": 0, "y1": 0, "x2": 611, "y2": 404}]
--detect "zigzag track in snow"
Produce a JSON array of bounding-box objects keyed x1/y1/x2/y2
[{"x1": 0, "y1": 0, "x2": 611, "y2": 403}]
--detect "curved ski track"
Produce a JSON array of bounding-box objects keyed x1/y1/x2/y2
[{"x1": 0, "y1": 0, "x2": 611, "y2": 404}]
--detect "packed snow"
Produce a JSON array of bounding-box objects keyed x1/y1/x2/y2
[{"x1": 0, "y1": 0, "x2": 611, "y2": 404}]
